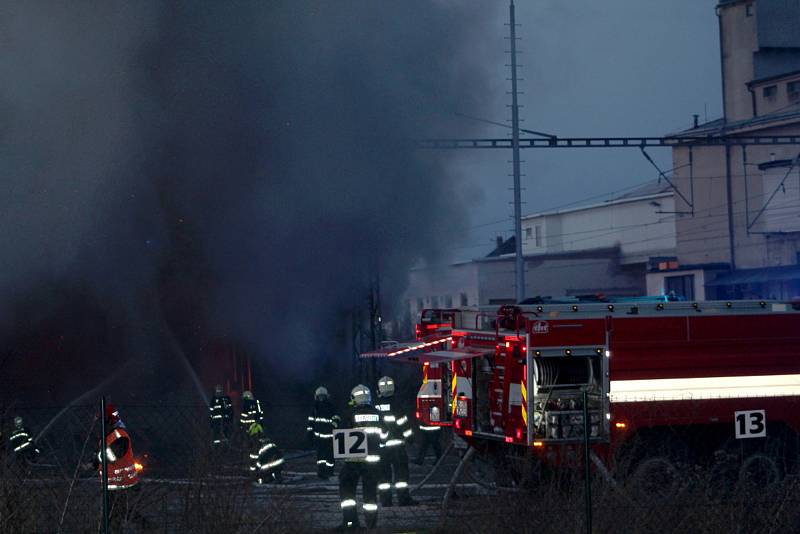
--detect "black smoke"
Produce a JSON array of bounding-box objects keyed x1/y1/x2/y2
[{"x1": 0, "y1": 2, "x2": 501, "y2": 404}]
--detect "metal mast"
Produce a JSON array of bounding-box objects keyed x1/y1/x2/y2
[{"x1": 509, "y1": 0, "x2": 525, "y2": 303}]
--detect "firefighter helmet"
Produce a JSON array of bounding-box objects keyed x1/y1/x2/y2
[
  {"x1": 105, "y1": 404, "x2": 120, "y2": 425},
  {"x1": 350, "y1": 384, "x2": 372, "y2": 406},
  {"x1": 377, "y1": 376, "x2": 395, "y2": 398},
  {"x1": 14, "y1": 416, "x2": 23, "y2": 429},
  {"x1": 214, "y1": 384, "x2": 224, "y2": 396},
  {"x1": 314, "y1": 386, "x2": 329, "y2": 401},
  {"x1": 243, "y1": 390, "x2": 254, "y2": 400}
]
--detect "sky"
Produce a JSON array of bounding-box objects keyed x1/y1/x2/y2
[{"x1": 448, "y1": 0, "x2": 724, "y2": 261}]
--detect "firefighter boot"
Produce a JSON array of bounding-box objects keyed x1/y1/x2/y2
[
  {"x1": 378, "y1": 481, "x2": 392, "y2": 507},
  {"x1": 363, "y1": 503, "x2": 378, "y2": 529},
  {"x1": 397, "y1": 483, "x2": 417, "y2": 506}
]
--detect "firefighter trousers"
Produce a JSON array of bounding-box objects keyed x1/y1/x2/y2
[
  {"x1": 339, "y1": 461, "x2": 379, "y2": 529},
  {"x1": 379, "y1": 445, "x2": 411, "y2": 506},
  {"x1": 211, "y1": 420, "x2": 232, "y2": 445},
  {"x1": 315, "y1": 436, "x2": 335, "y2": 478},
  {"x1": 415, "y1": 429, "x2": 442, "y2": 464}
]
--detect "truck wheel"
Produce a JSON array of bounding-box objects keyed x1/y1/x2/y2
[
  {"x1": 706, "y1": 456, "x2": 738, "y2": 499},
  {"x1": 629, "y1": 456, "x2": 682, "y2": 498},
  {"x1": 739, "y1": 453, "x2": 781, "y2": 488}
]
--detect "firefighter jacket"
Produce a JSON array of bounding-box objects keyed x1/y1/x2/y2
[
  {"x1": 341, "y1": 405, "x2": 384, "y2": 464},
  {"x1": 10, "y1": 426, "x2": 39, "y2": 456},
  {"x1": 249, "y1": 437, "x2": 284, "y2": 480},
  {"x1": 209, "y1": 394, "x2": 233, "y2": 423},
  {"x1": 240, "y1": 398, "x2": 264, "y2": 427},
  {"x1": 307, "y1": 399, "x2": 340, "y2": 440},
  {"x1": 375, "y1": 399, "x2": 413, "y2": 448},
  {"x1": 97, "y1": 425, "x2": 139, "y2": 491}
]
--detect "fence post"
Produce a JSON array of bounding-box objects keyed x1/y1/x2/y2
[
  {"x1": 100, "y1": 397, "x2": 109, "y2": 534},
  {"x1": 583, "y1": 388, "x2": 592, "y2": 534}
]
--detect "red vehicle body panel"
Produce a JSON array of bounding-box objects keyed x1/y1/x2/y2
[{"x1": 407, "y1": 302, "x2": 800, "y2": 468}]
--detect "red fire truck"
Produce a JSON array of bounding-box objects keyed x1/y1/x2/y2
[{"x1": 363, "y1": 299, "x2": 800, "y2": 484}]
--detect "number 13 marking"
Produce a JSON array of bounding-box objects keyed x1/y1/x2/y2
[{"x1": 735, "y1": 410, "x2": 766, "y2": 439}]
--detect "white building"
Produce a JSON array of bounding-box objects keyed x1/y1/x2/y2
[
  {"x1": 403, "y1": 181, "x2": 676, "y2": 322},
  {"x1": 664, "y1": 0, "x2": 800, "y2": 300}
]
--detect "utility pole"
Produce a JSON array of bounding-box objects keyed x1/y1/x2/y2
[
  {"x1": 509, "y1": 0, "x2": 525, "y2": 303},
  {"x1": 100, "y1": 397, "x2": 110, "y2": 534}
]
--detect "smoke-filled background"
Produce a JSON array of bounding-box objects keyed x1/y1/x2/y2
[{"x1": 0, "y1": 2, "x2": 502, "y2": 405}]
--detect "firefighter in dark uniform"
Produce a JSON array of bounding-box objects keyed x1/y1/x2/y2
[
  {"x1": 375, "y1": 376, "x2": 416, "y2": 507},
  {"x1": 338, "y1": 384, "x2": 383, "y2": 530},
  {"x1": 209, "y1": 384, "x2": 233, "y2": 445},
  {"x1": 415, "y1": 402, "x2": 443, "y2": 465},
  {"x1": 9, "y1": 416, "x2": 40, "y2": 464},
  {"x1": 240, "y1": 390, "x2": 264, "y2": 431},
  {"x1": 307, "y1": 386, "x2": 340, "y2": 479},
  {"x1": 248, "y1": 422, "x2": 284, "y2": 484}
]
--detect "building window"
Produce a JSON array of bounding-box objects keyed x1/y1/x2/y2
[
  {"x1": 746, "y1": 3, "x2": 753, "y2": 16},
  {"x1": 534, "y1": 225, "x2": 542, "y2": 247},
  {"x1": 416, "y1": 298, "x2": 424, "y2": 311},
  {"x1": 444, "y1": 295, "x2": 453, "y2": 308},
  {"x1": 763, "y1": 85, "x2": 777, "y2": 99},
  {"x1": 460, "y1": 292, "x2": 469, "y2": 306},
  {"x1": 788, "y1": 81, "x2": 800, "y2": 101},
  {"x1": 665, "y1": 274, "x2": 695, "y2": 301},
  {"x1": 525, "y1": 227, "x2": 532, "y2": 239},
  {"x1": 431, "y1": 296, "x2": 439, "y2": 308}
]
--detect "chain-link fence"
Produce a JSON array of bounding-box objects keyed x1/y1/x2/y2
[
  {"x1": 1, "y1": 403, "x2": 319, "y2": 533},
  {"x1": 5, "y1": 401, "x2": 800, "y2": 533}
]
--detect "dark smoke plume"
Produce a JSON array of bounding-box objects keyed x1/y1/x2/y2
[{"x1": 0, "y1": 2, "x2": 501, "y2": 404}]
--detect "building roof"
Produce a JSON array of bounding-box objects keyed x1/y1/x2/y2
[
  {"x1": 477, "y1": 245, "x2": 622, "y2": 264},
  {"x1": 610, "y1": 180, "x2": 673, "y2": 201},
  {"x1": 748, "y1": 68, "x2": 800, "y2": 87},
  {"x1": 485, "y1": 235, "x2": 515, "y2": 258},
  {"x1": 670, "y1": 105, "x2": 800, "y2": 136},
  {"x1": 520, "y1": 180, "x2": 672, "y2": 222}
]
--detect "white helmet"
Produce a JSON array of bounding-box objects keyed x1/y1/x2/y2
[
  {"x1": 350, "y1": 384, "x2": 372, "y2": 406},
  {"x1": 242, "y1": 390, "x2": 253, "y2": 400},
  {"x1": 14, "y1": 416, "x2": 23, "y2": 428},
  {"x1": 315, "y1": 386, "x2": 329, "y2": 400},
  {"x1": 377, "y1": 376, "x2": 395, "y2": 398}
]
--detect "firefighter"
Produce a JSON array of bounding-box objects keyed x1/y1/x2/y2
[
  {"x1": 338, "y1": 384, "x2": 383, "y2": 530},
  {"x1": 209, "y1": 384, "x2": 233, "y2": 445},
  {"x1": 88, "y1": 405, "x2": 148, "y2": 529},
  {"x1": 307, "y1": 386, "x2": 340, "y2": 479},
  {"x1": 239, "y1": 390, "x2": 264, "y2": 432},
  {"x1": 9, "y1": 416, "x2": 40, "y2": 464},
  {"x1": 414, "y1": 412, "x2": 443, "y2": 466},
  {"x1": 93, "y1": 405, "x2": 140, "y2": 491},
  {"x1": 248, "y1": 422, "x2": 284, "y2": 484},
  {"x1": 375, "y1": 376, "x2": 416, "y2": 507}
]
